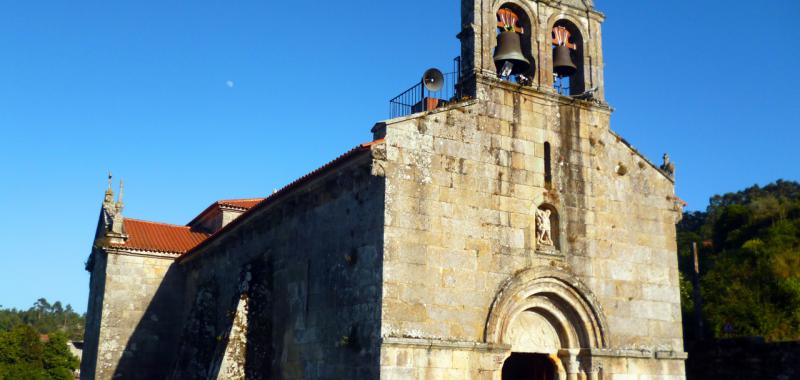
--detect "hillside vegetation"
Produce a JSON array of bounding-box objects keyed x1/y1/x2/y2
[
  {"x1": 678, "y1": 180, "x2": 800, "y2": 342},
  {"x1": 0, "y1": 299, "x2": 84, "y2": 379},
  {"x1": 0, "y1": 299, "x2": 84, "y2": 342}
]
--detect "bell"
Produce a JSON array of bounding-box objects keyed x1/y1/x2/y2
[
  {"x1": 494, "y1": 31, "x2": 531, "y2": 75},
  {"x1": 553, "y1": 44, "x2": 577, "y2": 77}
]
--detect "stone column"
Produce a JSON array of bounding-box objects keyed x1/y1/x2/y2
[
  {"x1": 559, "y1": 349, "x2": 582, "y2": 380},
  {"x1": 579, "y1": 353, "x2": 601, "y2": 380}
]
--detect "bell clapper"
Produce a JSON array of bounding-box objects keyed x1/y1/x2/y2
[{"x1": 500, "y1": 62, "x2": 514, "y2": 78}]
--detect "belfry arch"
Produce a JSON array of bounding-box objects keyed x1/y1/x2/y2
[{"x1": 486, "y1": 267, "x2": 609, "y2": 379}]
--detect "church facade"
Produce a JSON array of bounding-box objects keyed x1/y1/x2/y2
[{"x1": 81, "y1": 0, "x2": 688, "y2": 379}]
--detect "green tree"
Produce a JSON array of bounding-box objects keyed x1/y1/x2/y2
[
  {"x1": 41, "y1": 333, "x2": 79, "y2": 380},
  {"x1": 0, "y1": 299, "x2": 84, "y2": 379},
  {"x1": 0, "y1": 325, "x2": 47, "y2": 380},
  {"x1": 0, "y1": 325, "x2": 78, "y2": 380},
  {"x1": 678, "y1": 180, "x2": 800, "y2": 342}
]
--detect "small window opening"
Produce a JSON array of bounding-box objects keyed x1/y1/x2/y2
[{"x1": 544, "y1": 142, "x2": 552, "y2": 189}]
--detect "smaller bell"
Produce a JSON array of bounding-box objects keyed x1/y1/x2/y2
[
  {"x1": 494, "y1": 30, "x2": 531, "y2": 76},
  {"x1": 553, "y1": 44, "x2": 577, "y2": 78}
]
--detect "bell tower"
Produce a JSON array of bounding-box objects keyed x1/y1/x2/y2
[{"x1": 459, "y1": 0, "x2": 606, "y2": 101}]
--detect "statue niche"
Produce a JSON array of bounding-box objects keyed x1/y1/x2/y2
[{"x1": 535, "y1": 205, "x2": 559, "y2": 252}]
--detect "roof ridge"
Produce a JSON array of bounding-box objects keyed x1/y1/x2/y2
[
  {"x1": 187, "y1": 198, "x2": 265, "y2": 226},
  {"x1": 181, "y1": 139, "x2": 383, "y2": 260},
  {"x1": 362, "y1": 138, "x2": 384, "y2": 148},
  {"x1": 123, "y1": 218, "x2": 194, "y2": 230},
  {"x1": 217, "y1": 198, "x2": 266, "y2": 203}
]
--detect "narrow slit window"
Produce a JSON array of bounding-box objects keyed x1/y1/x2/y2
[{"x1": 544, "y1": 142, "x2": 552, "y2": 188}]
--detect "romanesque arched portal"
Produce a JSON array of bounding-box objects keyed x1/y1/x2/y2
[{"x1": 486, "y1": 267, "x2": 609, "y2": 380}]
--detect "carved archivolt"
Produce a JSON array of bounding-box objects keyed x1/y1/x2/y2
[{"x1": 485, "y1": 266, "x2": 608, "y2": 350}]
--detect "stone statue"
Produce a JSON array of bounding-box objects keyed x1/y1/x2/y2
[
  {"x1": 660, "y1": 153, "x2": 675, "y2": 178},
  {"x1": 536, "y1": 208, "x2": 554, "y2": 246}
]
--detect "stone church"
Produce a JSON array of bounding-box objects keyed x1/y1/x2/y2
[{"x1": 81, "y1": 0, "x2": 688, "y2": 378}]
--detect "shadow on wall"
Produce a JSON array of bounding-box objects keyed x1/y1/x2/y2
[
  {"x1": 115, "y1": 158, "x2": 386, "y2": 379},
  {"x1": 114, "y1": 258, "x2": 275, "y2": 380},
  {"x1": 163, "y1": 259, "x2": 274, "y2": 380},
  {"x1": 167, "y1": 273, "x2": 219, "y2": 380},
  {"x1": 112, "y1": 263, "x2": 185, "y2": 380},
  {"x1": 243, "y1": 260, "x2": 274, "y2": 378}
]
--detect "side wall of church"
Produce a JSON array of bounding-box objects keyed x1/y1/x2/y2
[
  {"x1": 82, "y1": 252, "x2": 184, "y2": 380},
  {"x1": 174, "y1": 154, "x2": 386, "y2": 380},
  {"x1": 80, "y1": 250, "x2": 107, "y2": 380},
  {"x1": 376, "y1": 78, "x2": 685, "y2": 379}
]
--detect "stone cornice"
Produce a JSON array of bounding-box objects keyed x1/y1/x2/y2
[
  {"x1": 588, "y1": 348, "x2": 688, "y2": 361},
  {"x1": 103, "y1": 246, "x2": 180, "y2": 260},
  {"x1": 381, "y1": 337, "x2": 511, "y2": 353},
  {"x1": 380, "y1": 337, "x2": 688, "y2": 362},
  {"x1": 377, "y1": 99, "x2": 481, "y2": 128},
  {"x1": 475, "y1": 74, "x2": 613, "y2": 113}
]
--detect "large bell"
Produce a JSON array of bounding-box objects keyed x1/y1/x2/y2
[
  {"x1": 494, "y1": 31, "x2": 531, "y2": 76},
  {"x1": 553, "y1": 44, "x2": 577, "y2": 77}
]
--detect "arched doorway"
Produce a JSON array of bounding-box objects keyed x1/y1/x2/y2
[
  {"x1": 502, "y1": 353, "x2": 556, "y2": 380},
  {"x1": 501, "y1": 308, "x2": 563, "y2": 380},
  {"x1": 486, "y1": 267, "x2": 609, "y2": 379}
]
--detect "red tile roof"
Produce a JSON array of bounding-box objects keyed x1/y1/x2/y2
[
  {"x1": 112, "y1": 218, "x2": 210, "y2": 254},
  {"x1": 218, "y1": 198, "x2": 265, "y2": 210},
  {"x1": 187, "y1": 198, "x2": 265, "y2": 227}
]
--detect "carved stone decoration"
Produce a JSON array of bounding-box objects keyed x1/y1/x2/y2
[
  {"x1": 660, "y1": 153, "x2": 676, "y2": 178},
  {"x1": 536, "y1": 208, "x2": 554, "y2": 247},
  {"x1": 506, "y1": 311, "x2": 561, "y2": 354}
]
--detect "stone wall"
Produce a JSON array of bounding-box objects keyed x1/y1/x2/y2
[
  {"x1": 375, "y1": 72, "x2": 685, "y2": 378},
  {"x1": 175, "y1": 152, "x2": 386, "y2": 379},
  {"x1": 82, "y1": 251, "x2": 184, "y2": 380},
  {"x1": 380, "y1": 338, "x2": 509, "y2": 379},
  {"x1": 80, "y1": 249, "x2": 107, "y2": 380},
  {"x1": 583, "y1": 113, "x2": 684, "y2": 352}
]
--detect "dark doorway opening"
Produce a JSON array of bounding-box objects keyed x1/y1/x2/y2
[{"x1": 502, "y1": 352, "x2": 556, "y2": 380}]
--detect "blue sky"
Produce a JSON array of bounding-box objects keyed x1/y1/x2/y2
[{"x1": 1, "y1": 1, "x2": 798, "y2": 313}]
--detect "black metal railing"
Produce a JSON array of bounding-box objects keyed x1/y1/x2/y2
[{"x1": 389, "y1": 57, "x2": 465, "y2": 119}]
